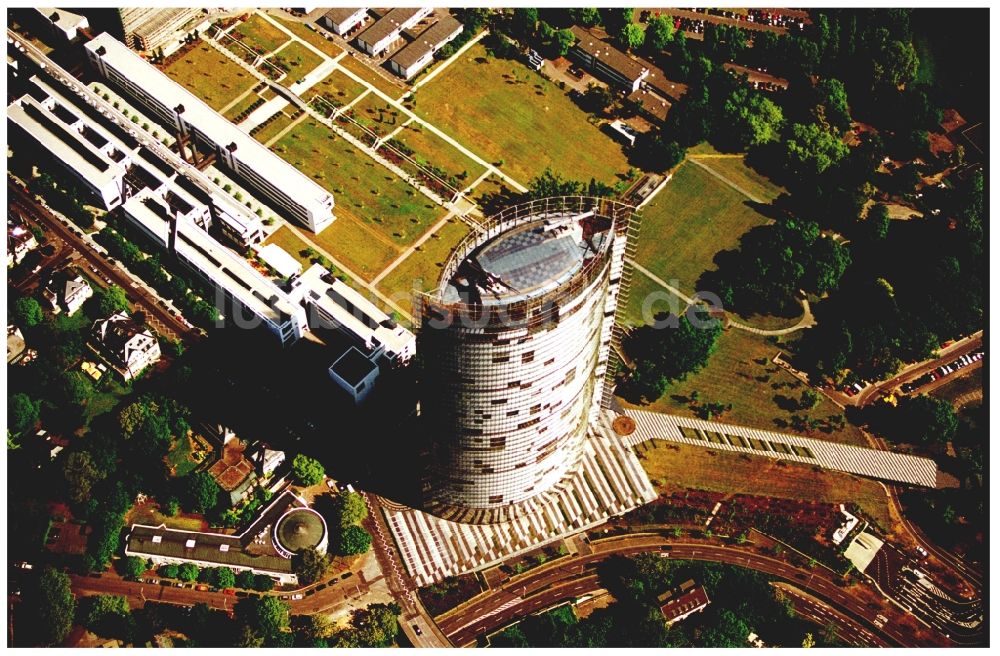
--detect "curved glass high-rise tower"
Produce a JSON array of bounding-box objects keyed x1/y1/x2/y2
[{"x1": 417, "y1": 197, "x2": 635, "y2": 523}]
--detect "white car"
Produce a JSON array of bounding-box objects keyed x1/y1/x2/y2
[{"x1": 291, "y1": 593, "x2": 303, "y2": 600}]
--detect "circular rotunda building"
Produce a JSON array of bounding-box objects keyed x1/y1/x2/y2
[
  {"x1": 417, "y1": 196, "x2": 637, "y2": 524},
  {"x1": 272, "y1": 506, "x2": 328, "y2": 558}
]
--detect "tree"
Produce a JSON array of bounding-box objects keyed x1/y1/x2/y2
[
  {"x1": 29, "y1": 567, "x2": 76, "y2": 645},
  {"x1": 121, "y1": 556, "x2": 148, "y2": 581},
  {"x1": 619, "y1": 23, "x2": 645, "y2": 52},
  {"x1": 784, "y1": 122, "x2": 850, "y2": 177},
  {"x1": 700, "y1": 609, "x2": 751, "y2": 647},
  {"x1": 60, "y1": 371, "x2": 95, "y2": 407},
  {"x1": 719, "y1": 87, "x2": 784, "y2": 148},
  {"x1": 118, "y1": 401, "x2": 151, "y2": 438},
  {"x1": 646, "y1": 14, "x2": 675, "y2": 52},
  {"x1": 333, "y1": 491, "x2": 368, "y2": 528},
  {"x1": 253, "y1": 574, "x2": 275, "y2": 592},
  {"x1": 580, "y1": 82, "x2": 614, "y2": 113},
  {"x1": 803, "y1": 632, "x2": 816, "y2": 648},
  {"x1": 334, "y1": 525, "x2": 372, "y2": 556},
  {"x1": 12, "y1": 296, "x2": 43, "y2": 328},
  {"x1": 896, "y1": 395, "x2": 959, "y2": 445},
  {"x1": 813, "y1": 78, "x2": 852, "y2": 133},
  {"x1": 624, "y1": 308, "x2": 723, "y2": 401},
  {"x1": 206, "y1": 567, "x2": 236, "y2": 589},
  {"x1": 177, "y1": 563, "x2": 200, "y2": 582},
  {"x1": 9, "y1": 393, "x2": 40, "y2": 434},
  {"x1": 236, "y1": 596, "x2": 290, "y2": 638},
  {"x1": 235, "y1": 625, "x2": 265, "y2": 648},
  {"x1": 799, "y1": 388, "x2": 820, "y2": 410},
  {"x1": 570, "y1": 8, "x2": 601, "y2": 27},
  {"x1": 292, "y1": 547, "x2": 330, "y2": 585},
  {"x1": 637, "y1": 132, "x2": 686, "y2": 171},
  {"x1": 866, "y1": 203, "x2": 890, "y2": 240},
  {"x1": 291, "y1": 453, "x2": 325, "y2": 486},
  {"x1": 185, "y1": 471, "x2": 220, "y2": 514},
  {"x1": 875, "y1": 40, "x2": 918, "y2": 88},
  {"x1": 63, "y1": 451, "x2": 105, "y2": 505},
  {"x1": 236, "y1": 569, "x2": 256, "y2": 590},
  {"x1": 512, "y1": 8, "x2": 538, "y2": 38},
  {"x1": 354, "y1": 602, "x2": 402, "y2": 647},
  {"x1": 555, "y1": 28, "x2": 576, "y2": 57},
  {"x1": 96, "y1": 284, "x2": 130, "y2": 316},
  {"x1": 158, "y1": 564, "x2": 180, "y2": 579},
  {"x1": 82, "y1": 594, "x2": 132, "y2": 639}
]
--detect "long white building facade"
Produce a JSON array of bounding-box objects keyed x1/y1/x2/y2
[
  {"x1": 83, "y1": 32, "x2": 335, "y2": 234},
  {"x1": 417, "y1": 197, "x2": 635, "y2": 523}
]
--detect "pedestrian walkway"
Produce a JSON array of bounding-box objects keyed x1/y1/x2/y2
[{"x1": 616, "y1": 408, "x2": 938, "y2": 488}]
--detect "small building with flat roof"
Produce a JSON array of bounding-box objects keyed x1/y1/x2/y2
[
  {"x1": 329, "y1": 345, "x2": 379, "y2": 403},
  {"x1": 318, "y1": 7, "x2": 369, "y2": 35},
  {"x1": 256, "y1": 243, "x2": 303, "y2": 280},
  {"x1": 125, "y1": 490, "x2": 327, "y2": 585},
  {"x1": 388, "y1": 15, "x2": 463, "y2": 79}
]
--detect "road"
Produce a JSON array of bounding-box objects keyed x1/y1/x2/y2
[
  {"x1": 435, "y1": 534, "x2": 952, "y2": 647},
  {"x1": 774, "y1": 582, "x2": 890, "y2": 647},
  {"x1": 853, "y1": 332, "x2": 983, "y2": 407},
  {"x1": 8, "y1": 180, "x2": 200, "y2": 343}
]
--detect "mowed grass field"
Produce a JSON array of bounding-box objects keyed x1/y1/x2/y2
[
  {"x1": 268, "y1": 14, "x2": 343, "y2": 58},
  {"x1": 270, "y1": 40, "x2": 324, "y2": 86},
  {"x1": 338, "y1": 55, "x2": 405, "y2": 97},
  {"x1": 631, "y1": 161, "x2": 772, "y2": 297},
  {"x1": 271, "y1": 119, "x2": 442, "y2": 246},
  {"x1": 162, "y1": 44, "x2": 257, "y2": 110},
  {"x1": 234, "y1": 13, "x2": 291, "y2": 54},
  {"x1": 638, "y1": 441, "x2": 892, "y2": 529},
  {"x1": 312, "y1": 69, "x2": 368, "y2": 108},
  {"x1": 252, "y1": 112, "x2": 299, "y2": 145},
  {"x1": 619, "y1": 329, "x2": 870, "y2": 447},
  {"x1": 378, "y1": 218, "x2": 470, "y2": 300},
  {"x1": 393, "y1": 123, "x2": 486, "y2": 182},
  {"x1": 414, "y1": 43, "x2": 632, "y2": 186},
  {"x1": 350, "y1": 93, "x2": 407, "y2": 137},
  {"x1": 310, "y1": 217, "x2": 399, "y2": 281}
]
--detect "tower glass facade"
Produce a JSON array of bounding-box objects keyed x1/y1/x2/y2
[{"x1": 418, "y1": 197, "x2": 635, "y2": 523}]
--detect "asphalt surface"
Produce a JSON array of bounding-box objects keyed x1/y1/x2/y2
[
  {"x1": 9, "y1": 180, "x2": 200, "y2": 343},
  {"x1": 434, "y1": 534, "x2": 952, "y2": 647},
  {"x1": 774, "y1": 582, "x2": 890, "y2": 647}
]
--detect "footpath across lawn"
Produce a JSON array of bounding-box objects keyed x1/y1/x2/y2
[{"x1": 414, "y1": 43, "x2": 633, "y2": 187}]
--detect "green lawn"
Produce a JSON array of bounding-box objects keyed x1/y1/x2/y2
[
  {"x1": 223, "y1": 91, "x2": 263, "y2": 121},
  {"x1": 621, "y1": 269, "x2": 688, "y2": 327},
  {"x1": 311, "y1": 70, "x2": 368, "y2": 110},
  {"x1": 393, "y1": 123, "x2": 486, "y2": 183},
  {"x1": 632, "y1": 161, "x2": 772, "y2": 298},
  {"x1": 619, "y1": 329, "x2": 869, "y2": 447},
  {"x1": 414, "y1": 43, "x2": 633, "y2": 186},
  {"x1": 271, "y1": 119, "x2": 442, "y2": 246},
  {"x1": 166, "y1": 434, "x2": 198, "y2": 478},
  {"x1": 338, "y1": 55, "x2": 405, "y2": 97},
  {"x1": 690, "y1": 155, "x2": 786, "y2": 203},
  {"x1": 162, "y1": 44, "x2": 257, "y2": 110},
  {"x1": 269, "y1": 40, "x2": 324, "y2": 87},
  {"x1": 349, "y1": 94, "x2": 407, "y2": 137},
  {"x1": 310, "y1": 216, "x2": 400, "y2": 282},
  {"x1": 268, "y1": 14, "x2": 343, "y2": 58},
  {"x1": 234, "y1": 13, "x2": 291, "y2": 54},
  {"x1": 252, "y1": 112, "x2": 299, "y2": 145},
  {"x1": 378, "y1": 218, "x2": 470, "y2": 299},
  {"x1": 264, "y1": 225, "x2": 317, "y2": 270}
]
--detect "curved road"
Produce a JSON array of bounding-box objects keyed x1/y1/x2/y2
[{"x1": 434, "y1": 534, "x2": 954, "y2": 647}]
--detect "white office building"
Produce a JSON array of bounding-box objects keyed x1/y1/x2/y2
[{"x1": 84, "y1": 32, "x2": 336, "y2": 234}]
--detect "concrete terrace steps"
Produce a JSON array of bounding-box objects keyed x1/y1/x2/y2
[{"x1": 381, "y1": 424, "x2": 657, "y2": 586}]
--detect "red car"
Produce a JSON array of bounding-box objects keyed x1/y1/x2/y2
[{"x1": 223, "y1": 588, "x2": 236, "y2": 596}]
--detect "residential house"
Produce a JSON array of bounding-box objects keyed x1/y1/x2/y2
[
  {"x1": 658, "y1": 579, "x2": 711, "y2": 625},
  {"x1": 43, "y1": 271, "x2": 93, "y2": 316},
  {"x1": 7, "y1": 218, "x2": 38, "y2": 267},
  {"x1": 92, "y1": 311, "x2": 161, "y2": 380}
]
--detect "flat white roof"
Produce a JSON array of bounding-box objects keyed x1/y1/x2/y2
[
  {"x1": 257, "y1": 243, "x2": 302, "y2": 279},
  {"x1": 123, "y1": 190, "x2": 298, "y2": 324},
  {"x1": 84, "y1": 33, "x2": 333, "y2": 219},
  {"x1": 291, "y1": 264, "x2": 414, "y2": 357},
  {"x1": 8, "y1": 96, "x2": 125, "y2": 191}
]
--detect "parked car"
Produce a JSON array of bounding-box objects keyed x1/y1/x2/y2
[
  {"x1": 412, "y1": 624, "x2": 423, "y2": 636},
  {"x1": 292, "y1": 593, "x2": 303, "y2": 600}
]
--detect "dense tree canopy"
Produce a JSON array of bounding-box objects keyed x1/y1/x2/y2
[
  {"x1": 28, "y1": 567, "x2": 76, "y2": 645},
  {"x1": 624, "y1": 308, "x2": 723, "y2": 402},
  {"x1": 184, "y1": 471, "x2": 221, "y2": 514},
  {"x1": 784, "y1": 122, "x2": 851, "y2": 177},
  {"x1": 334, "y1": 525, "x2": 373, "y2": 556},
  {"x1": 291, "y1": 453, "x2": 325, "y2": 486},
  {"x1": 292, "y1": 547, "x2": 331, "y2": 585},
  {"x1": 332, "y1": 491, "x2": 369, "y2": 528},
  {"x1": 12, "y1": 296, "x2": 43, "y2": 328},
  {"x1": 9, "y1": 392, "x2": 40, "y2": 434}
]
